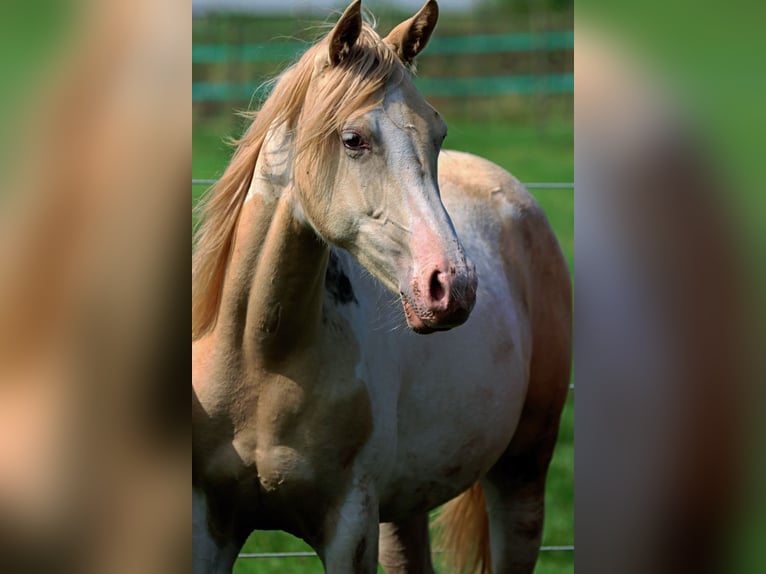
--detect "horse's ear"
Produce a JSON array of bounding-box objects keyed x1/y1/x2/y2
[
  {"x1": 384, "y1": 0, "x2": 439, "y2": 65},
  {"x1": 328, "y1": 0, "x2": 363, "y2": 65}
]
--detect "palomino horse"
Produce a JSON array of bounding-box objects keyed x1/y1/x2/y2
[{"x1": 192, "y1": 1, "x2": 571, "y2": 572}]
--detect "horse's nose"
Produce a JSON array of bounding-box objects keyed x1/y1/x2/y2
[{"x1": 418, "y1": 259, "x2": 477, "y2": 328}]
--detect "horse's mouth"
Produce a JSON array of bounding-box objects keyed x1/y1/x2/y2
[{"x1": 401, "y1": 297, "x2": 454, "y2": 335}]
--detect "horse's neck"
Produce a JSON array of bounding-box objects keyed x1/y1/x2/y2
[{"x1": 215, "y1": 128, "x2": 328, "y2": 365}]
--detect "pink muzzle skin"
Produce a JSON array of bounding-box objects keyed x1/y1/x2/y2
[{"x1": 401, "y1": 258, "x2": 477, "y2": 334}]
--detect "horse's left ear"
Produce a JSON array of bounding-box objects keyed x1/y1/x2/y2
[
  {"x1": 384, "y1": 0, "x2": 439, "y2": 66},
  {"x1": 328, "y1": 0, "x2": 363, "y2": 65}
]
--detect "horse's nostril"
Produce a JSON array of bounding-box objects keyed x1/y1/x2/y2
[{"x1": 429, "y1": 270, "x2": 445, "y2": 302}]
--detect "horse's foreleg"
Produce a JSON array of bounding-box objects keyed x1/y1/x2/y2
[
  {"x1": 192, "y1": 489, "x2": 241, "y2": 574},
  {"x1": 481, "y1": 447, "x2": 554, "y2": 574},
  {"x1": 379, "y1": 513, "x2": 435, "y2": 574},
  {"x1": 321, "y1": 479, "x2": 380, "y2": 574}
]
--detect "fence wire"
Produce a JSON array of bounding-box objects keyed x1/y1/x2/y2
[
  {"x1": 238, "y1": 545, "x2": 574, "y2": 560},
  {"x1": 192, "y1": 178, "x2": 573, "y2": 189}
]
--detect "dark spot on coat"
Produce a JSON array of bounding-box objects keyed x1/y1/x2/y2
[{"x1": 325, "y1": 251, "x2": 358, "y2": 306}]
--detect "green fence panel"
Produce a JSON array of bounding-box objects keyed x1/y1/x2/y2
[
  {"x1": 192, "y1": 31, "x2": 573, "y2": 64},
  {"x1": 416, "y1": 73, "x2": 573, "y2": 97},
  {"x1": 192, "y1": 73, "x2": 573, "y2": 102},
  {"x1": 428, "y1": 31, "x2": 573, "y2": 55}
]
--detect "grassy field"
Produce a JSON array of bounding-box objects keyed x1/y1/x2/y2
[{"x1": 193, "y1": 107, "x2": 573, "y2": 573}]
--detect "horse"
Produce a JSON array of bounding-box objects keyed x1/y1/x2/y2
[{"x1": 192, "y1": 1, "x2": 571, "y2": 572}]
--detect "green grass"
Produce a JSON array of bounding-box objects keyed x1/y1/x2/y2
[{"x1": 194, "y1": 112, "x2": 573, "y2": 573}]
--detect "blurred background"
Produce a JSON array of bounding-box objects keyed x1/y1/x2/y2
[
  {"x1": 192, "y1": 0, "x2": 573, "y2": 572},
  {"x1": 576, "y1": 1, "x2": 766, "y2": 572}
]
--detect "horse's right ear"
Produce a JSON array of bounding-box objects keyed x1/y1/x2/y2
[
  {"x1": 384, "y1": 0, "x2": 439, "y2": 66},
  {"x1": 328, "y1": 0, "x2": 363, "y2": 66}
]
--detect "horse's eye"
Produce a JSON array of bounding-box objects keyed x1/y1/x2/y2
[{"x1": 341, "y1": 131, "x2": 367, "y2": 152}]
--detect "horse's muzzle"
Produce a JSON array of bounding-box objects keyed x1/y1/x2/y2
[{"x1": 401, "y1": 260, "x2": 478, "y2": 334}]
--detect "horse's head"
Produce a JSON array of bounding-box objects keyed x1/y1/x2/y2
[{"x1": 293, "y1": 0, "x2": 477, "y2": 334}]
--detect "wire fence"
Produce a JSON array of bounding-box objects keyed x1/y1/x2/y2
[
  {"x1": 238, "y1": 544, "x2": 574, "y2": 560},
  {"x1": 191, "y1": 178, "x2": 574, "y2": 395},
  {"x1": 192, "y1": 178, "x2": 573, "y2": 189}
]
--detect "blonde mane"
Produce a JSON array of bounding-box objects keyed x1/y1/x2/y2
[{"x1": 192, "y1": 22, "x2": 405, "y2": 340}]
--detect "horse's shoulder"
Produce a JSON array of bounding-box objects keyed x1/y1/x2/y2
[{"x1": 438, "y1": 150, "x2": 539, "y2": 216}]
